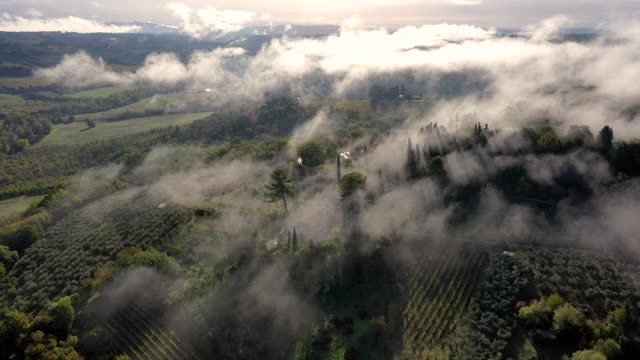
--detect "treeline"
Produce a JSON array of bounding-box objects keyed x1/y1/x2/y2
[
  {"x1": 401, "y1": 122, "x2": 640, "y2": 211},
  {"x1": 369, "y1": 84, "x2": 413, "y2": 110},
  {"x1": 0, "y1": 32, "x2": 223, "y2": 68}
]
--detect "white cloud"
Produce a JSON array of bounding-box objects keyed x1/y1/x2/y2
[
  {"x1": 166, "y1": 2, "x2": 255, "y2": 38},
  {"x1": 447, "y1": 0, "x2": 482, "y2": 5},
  {"x1": 0, "y1": 14, "x2": 140, "y2": 33},
  {"x1": 25, "y1": 8, "x2": 43, "y2": 17},
  {"x1": 32, "y1": 16, "x2": 640, "y2": 139}
]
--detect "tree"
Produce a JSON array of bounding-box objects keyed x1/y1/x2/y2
[
  {"x1": 3, "y1": 310, "x2": 30, "y2": 337},
  {"x1": 519, "y1": 339, "x2": 538, "y2": 360},
  {"x1": 597, "y1": 126, "x2": 614, "y2": 156},
  {"x1": 547, "y1": 293, "x2": 565, "y2": 310},
  {"x1": 264, "y1": 168, "x2": 295, "y2": 214},
  {"x1": 47, "y1": 296, "x2": 75, "y2": 335},
  {"x1": 0, "y1": 245, "x2": 18, "y2": 270},
  {"x1": 336, "y1": 155, "x2": 342, "y2": 186},
  {"x1": 519, "y1": 298, "x2": 552, "y2": 328},
  {"x1": 593, "y1": 339, "x2": 621, "y2": 359},
  {"x1": 297, "y1": 141, "x2": 327, "y2": 167},
  {"x1": 405, "y1": 138, "x2": 419, "y2": 180},
  {"x1": 571, "y1": 350, "x2": 606, "y2": 360},
  {"x1": 292, "y1": 227, "x2": 298, "y2": 253},
  {"x1": 340, "y1": 172, "x2": 367, "y2": 199},
  {"x1": 553, "y1": 303, "x2": 587, "y2": 336}
]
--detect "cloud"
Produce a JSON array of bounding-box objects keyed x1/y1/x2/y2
[
  {"x1": 525, "y1": 15, "x2": 572, "y2": 42},
  {"x1": 166, "y1": 2, "x2": 255, "y2": 38},
  {"x1": 24, "y1": 8, "x2": 43, "y2": 17},
  {"x1": 33, "y1": 51, "x2": 129, "y2": 87},
  {"x1": 448, "y1": 0, "x2": 482, "y2": 5},
  {"x1": 0, "y1": 14, "x2": 140, "y2": 33},
  {"x1": 33, "y1": 16, "x2": 640, "y2": 139}
]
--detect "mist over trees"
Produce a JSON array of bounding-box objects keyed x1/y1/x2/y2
[{"x1": 2, "y1": 15, "x2": 640, "y2": 360}]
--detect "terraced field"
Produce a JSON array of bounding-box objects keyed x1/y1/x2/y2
[
  {"x1": 102, "y1": 304, "x2": 201, "y2": 360},
  {"x1": 403, "y1": 249, "x2": 488, "y2": 353}
]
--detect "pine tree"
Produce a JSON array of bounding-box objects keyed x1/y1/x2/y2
[{"x1": 264, "y1": 168, "x2": 295, "y2": 214}]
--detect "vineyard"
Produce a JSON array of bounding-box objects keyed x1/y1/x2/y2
[
  {"x1": 402, "y1": 248, "x2": 488, "y2": 354},
  {"x1": 0, "y1": 192, "x2": 192, "y2": 312},
  {"x1": 100, "y1": 304, "x2": 201, "y2": 360}
]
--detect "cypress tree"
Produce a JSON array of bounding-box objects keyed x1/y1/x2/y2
[
  {"x1": 292, "y1": 227, "x2": 298, "y2": 252},
  {"x1": 406, "y1": 138, "x2": 418, "y2": 180},
  {"x1": 337, "y1": 155, "x2": 342, "y2": 186}
]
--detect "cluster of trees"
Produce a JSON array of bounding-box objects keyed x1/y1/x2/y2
[
  {"x1": 0, "y1": 296, "x2": 82, "y2": 359},
  {"x1": 518, "y1": 293, "x2": 637, "y2": 359},
  {"x1": 523, "y1": 248, "x2": 633, "y2": 317},
  {"x1": 405, "y1": 138, "x2": 445, "y2": 181}
]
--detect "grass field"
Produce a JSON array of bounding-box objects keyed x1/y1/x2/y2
[
  {"x1": 0, "y1": 195, "x2": 43, "y2": 219},
  {"x1": 75, "y1": 93, "x2": 205, "y2": 121},
  {"x1": 36, "y1": 112, "x2": 212, "y2": 147},
  {"x1": 0, "y1": 93, "x2": 25, "y2": 106},
  {"x1": 0, "y1": 77, "x2": 53, "y2": 90},
  {"x1": 310, "y1": 99, "x2": 374, "y2": 119},
  {"x1": 66, "y1": 86, "x2": 133, "y2": 99}
]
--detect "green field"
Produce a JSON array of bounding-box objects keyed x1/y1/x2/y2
[
  {"x1": 310, "y1": 99, "x2": 374, "y2": 119},
  {"x1": 66, "y1": 86, "x2": 133, "y2": 99},
  {"x1": 0, "y1": 93, "x2": 25, "y2": 106},
  {"x1": 75, "y1": 93, "x2": 206, "y2": 121},
  {"x1": 0, "y1": 77, "x2": 53, "y2": 90},
  {"x1": 36, "y1": 112, "x2": 212, "y2": 147},
  {"x1": 0, "y1": 195, "x2": 43, "y2": 219}
]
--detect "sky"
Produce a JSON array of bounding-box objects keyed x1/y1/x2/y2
[{"x1": 2, "y1": 0, "x2": 640, "y2": 32}]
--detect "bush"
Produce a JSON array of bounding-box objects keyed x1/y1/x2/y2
[{"x1": 118, "y1": 247, "x2": 179, "y2": 274}]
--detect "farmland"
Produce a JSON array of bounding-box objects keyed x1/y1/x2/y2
[
  {"x1": 35, "y1": 112, "x2": 212, "y2": 147},
  {"x1": 95, "y1": 303, "x2": 201, "y2": 360},
  {"x1": 403, "y1": 249, "x2": 488, "y2": 354},
  {"x1": 75, "y1": 93, "x2": 212, "y2": 122},
  {"x1": 0, "y1": 193, "x2": 192, "y2": 312},
  {"x1": 66, "y1": 86, "x2": 134, "y2": 99},
  {"x1": 0, "y1": 195, "x2": 43, "y2": 219},
  {"x1": 0, "y1": 93, "x2": 25, "y2": 106}
]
